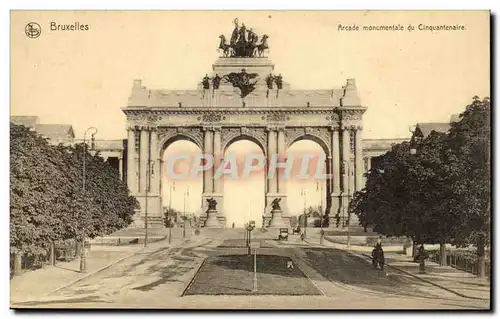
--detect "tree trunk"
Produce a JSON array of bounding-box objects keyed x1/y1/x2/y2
[
  {"x1": 75, "y1": 241, "x2": 82, "y2": 259},
  {"x1": 439, "y1": 242, "x2": 447, "y2": 266},
  {"x1": 13, "y1": 253, "x2": 22, "y2": 276},
  {"x1": 49, "y1": 242, "x2": 56, "y2": 266},
  {"x1": 412, "y1": 240, "x2": 418, "y2": 258},
  {"x1": 477, "y1": 235, "x2": 486, "y2": 278}
]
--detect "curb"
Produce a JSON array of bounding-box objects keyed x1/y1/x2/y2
[
  {"x1": 46, "y1": 249, "x2": 144, "y2": 296},
  {"x1": 46, "y1": 237, "x2": 178, "y2": 296},
  {"x1": 358, "y1": 252, "x2": 489, "y2": 301}
]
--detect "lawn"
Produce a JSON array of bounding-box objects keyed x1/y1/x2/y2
[{"x1": 183, "y1": 254, "x2": 322, "y2": 296}]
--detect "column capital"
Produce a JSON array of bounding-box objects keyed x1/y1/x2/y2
[
  {"x1": 329, "y1": 126, "x2": 340, "y2": 132},
  {"x1": 265, "y1": 126, "x2": 278, "y2": 132},
  {"x1": 202, "y1": 126, "x2": 217, "y2": 132},
  {"x1": 340, "y1": 125, "x2": 351, "y2": 132}
]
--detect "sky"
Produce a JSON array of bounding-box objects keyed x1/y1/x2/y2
[{"x1": 10, "y1": 11, "x2": 490, "y2": 225}]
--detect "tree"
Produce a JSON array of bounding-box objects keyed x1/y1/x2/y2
[
  {"x1": 10, "y1": 124, "x2": 74, "y2": 257},
  {"x1": 352, "y1": 96, "x2": 491, "y2": 275},
  {"x1": 351, "y1": 133, "x2": 461, "y2": 269},
  {"x1": 10, "y1": 123, "x2": 138, "y2": 271},
  {"x1": 443, "y1": 96, "x2": 490, "y2": 277}
]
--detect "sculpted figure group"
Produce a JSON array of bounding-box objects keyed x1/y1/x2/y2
[{"x1": 218, "y1": 18, "x2": 270, "y2": 58}]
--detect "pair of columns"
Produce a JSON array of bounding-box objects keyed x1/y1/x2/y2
[
  {"x1": 126, "y1": 126, "x2": 160, "y2": 196},
  {"x1": 330, "y1": 125, "x2": 364, "y2": 194},
  {"x1": 202, "y1": 127, "x2": 222, "y2": 194},
  {"x1": 330, "y1": 125, "x2": 364, "y2": 226},
  {"x1": 266, "y1": 127, "x2": 287, "y2": 195}
]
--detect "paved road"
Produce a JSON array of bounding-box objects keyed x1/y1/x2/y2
[{"x1": 12, "y1": 229, "x2": 489, "y2": 309}]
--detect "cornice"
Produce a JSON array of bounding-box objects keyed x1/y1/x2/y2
[{"x1": 122, "y1": 107, "x2": 340, "y2": 117}]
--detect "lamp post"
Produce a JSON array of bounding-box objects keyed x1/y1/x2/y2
[
  {"x1": 316, "y1": 181, "x2": 324, "y2": 245},
  {"x1": 409, "y1": 125, "x2": 418, "y2": 155},
  {"x1": 80, "y1": 127, "x2": 98, "y2": 273},
  {"x1": 183, "y1": 187, "x2": 190, "y2": 238},
  {"x1": 342, "y1": 159, "x2": 351, "y2": 249},
  {"x1": 144, "y1": 159, "x2": 154, "y2": 247},
  {"x1": 301, "y1": 188, "x2": 308, "y2": 239},
  {"x1": 168, "y1": 181, "x2": 175, "y2": 243},
  {"x1": 408, "y1": 125, "x2": 420, "y2": 259}
]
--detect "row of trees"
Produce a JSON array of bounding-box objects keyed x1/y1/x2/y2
[
  {"x1": 10, "y1": 123, "x2": 138, "y2": 269},
  {"x1": 350, "y1": 97, "x2": 490, "y2": 277}
]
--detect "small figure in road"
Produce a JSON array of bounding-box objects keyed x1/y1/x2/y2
[{"x1": 372, "y1": 243, "x2": 385, "y2": 270}]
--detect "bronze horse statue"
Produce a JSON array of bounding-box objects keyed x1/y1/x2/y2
[
  {"x1": 218, "y1": 35, "x2": 232, "y2": 57},
  {"x1": 256, "y1": 35, "x2": 269, "y2": 57}
]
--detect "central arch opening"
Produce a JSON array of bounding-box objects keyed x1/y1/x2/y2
[
  {"x1": 161, "y1": 139, "x2": 203, "y2": 227},
  {"x1": 223, "y1": 139, "x2": 265, "y2": 228},
  {"x1": 286, "y1": 139, "x2": 328, "y2": 227}
]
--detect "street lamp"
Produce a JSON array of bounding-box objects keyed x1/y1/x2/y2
[
  {"x1": 301, "y1": 188, "x2": 308, "y2": 239},
  {"x1": 342, "y1": 159, "x2": 351, "y2": 249},
  {"x1": 183, "y1": 187, "x2": 190, "y2": 238},
  {"x1": 80, "y1": 127, "x2": 98, "y2": 273},
  {"x1": 144, "y1": 158, "x2": 154, "y2": 248},
  {"x1": 316, "y1": 181, "x2": 324, "y2": 245},
  {"x1": 168, "y1": 181, "x2": 175, "y2": 244},
  {"x1": 409, "y1": 125, "x2": 418, "y2": 155}
]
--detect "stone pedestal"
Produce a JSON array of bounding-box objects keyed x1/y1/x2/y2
[
  {"x1": 269, "y1": 209, "x2": 288, "y2": 228},
  {"x1": 204, "y1": 209, "x2": 221, "y2": 228}
]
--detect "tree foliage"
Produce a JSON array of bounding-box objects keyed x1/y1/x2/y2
[
  {"x1": 351, "y1": 97, "x2": 490, "y2": 249},
  {"x1": 10, "y1": 123, "x2": 138, "y2": 256}
]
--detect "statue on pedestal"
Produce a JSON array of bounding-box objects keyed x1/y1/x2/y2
[
  {"x1": 204, "y1": 197, "x2": 220, "y2": 228},
  {"x1": 271, "y1": 198, "x2": 282, "y2": 211},
  {"x1": 202, "y1": 74, "x2": 210, "y2": 90},
  {"x1": 207, "y1": 197, "x2": 218, "y2": 210}
]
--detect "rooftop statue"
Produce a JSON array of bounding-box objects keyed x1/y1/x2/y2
[{"x1": 218, "y1": 18, "x2": 270, "y2": 58}]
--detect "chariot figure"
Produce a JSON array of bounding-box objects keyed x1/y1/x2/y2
[
  {"x1": 230, "y1": 18, "x2": 239, "y2": 46},
  {"x1": 238, "y1": 23, "x2": 247, "y2": 44}
]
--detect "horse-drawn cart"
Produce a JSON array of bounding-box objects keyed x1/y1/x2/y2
[{"x1": 278, "y1": 228, "x2": 289, "y2": 241}]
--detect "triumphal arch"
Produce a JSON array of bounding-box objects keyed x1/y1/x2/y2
[{"x1": 123, "y1": 20, "x2": 366, "y2": 228}]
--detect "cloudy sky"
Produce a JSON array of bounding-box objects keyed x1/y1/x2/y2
[{"x1": 11, "y1": 11, "x2": 490, "y2": 226}]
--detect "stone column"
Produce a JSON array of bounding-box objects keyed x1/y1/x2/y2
[
  {"x1": 212, "y1": 127, "x2": 224, "y2": 225},
  {"x1": 328, "y1": 127, "x2": 341, "y2": 227},
  {"x1": 213, "y1": 127, "x2": 222, "y2": 193},
  {"x1": 118, "y1": 155, "x2": 123, "y2": 182},
  {"x1": 203, "y1": 127, "x2": 214, "y2": 194},
  {"x1": 355, "y1": 126, "x2": 364, "y2": 192},
  {"x1": 150, "y1": 127, "x2": 158, "y2": 194},
  {"x1": 266, "y1": 127, "x2": 277, "y2": 194},
  {"x1": 277, "y1": 128, "x2": 286, "y2": 194},
  {"x1": 341, "y1": 126, "x2": 351, "y2": 225},
  {"x1": 331, "y1": 128, "x2": 341, "y2": 194},
  {"x1": 126, "y1": 127, "x2": 136, "y2": 193},
  {"x1": 139, "y1": 126, "x2": 150, "y2": 195}
]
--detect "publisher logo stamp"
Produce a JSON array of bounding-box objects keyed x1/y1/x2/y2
[{"x1": 25, "y1": 22, "x2": 41, "y2": 39}]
